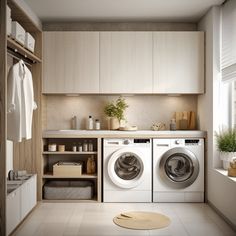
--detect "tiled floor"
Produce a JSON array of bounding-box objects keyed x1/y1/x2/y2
[{"x1": 13, "y1": 203, "x2": 235, "y2": 236}]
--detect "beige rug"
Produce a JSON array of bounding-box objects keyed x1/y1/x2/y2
[{"x1": 113, "y1": 211, "x2": 171, "y2": 230}]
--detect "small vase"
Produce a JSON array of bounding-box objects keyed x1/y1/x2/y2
[
  {"x1": 109, "y1": 117, "x2": 120, "y2": 130},
  {"x1": 220, "y1": 152, "x2": 236, "y2": 170}
]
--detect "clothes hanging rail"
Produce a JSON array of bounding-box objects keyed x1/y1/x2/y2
[{"x1": 7, "y1": 48, "x2": 34, "y2": 67}]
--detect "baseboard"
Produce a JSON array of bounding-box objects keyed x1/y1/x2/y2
[{"x1": 208, "y1": 200, "x2": 236, "y2": 232}]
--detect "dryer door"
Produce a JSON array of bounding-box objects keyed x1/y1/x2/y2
[
  {"x1": 108, "y1": 148, "x2": 145, "y2": 189},
  {"x1": 159, "y1": 147, "x2": 199, "y2": 188}
]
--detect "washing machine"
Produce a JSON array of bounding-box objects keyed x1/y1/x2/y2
[
  {"x1": 153, "y1": 138, "x2": 204, "y2": 202},
  {"x1": 103, "y1": 138, "x2": 152, "y2": 202}
]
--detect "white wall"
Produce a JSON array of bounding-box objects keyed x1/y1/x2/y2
[
  {"x1": 44, "y1": 95, "x2": 197, "y2": 130},
  {"x1": 6, "y1": 141, "x2": 13, "y2": 177},
  {"x1": 198, "y1": 6, "x2": 236, "y2": 228}
]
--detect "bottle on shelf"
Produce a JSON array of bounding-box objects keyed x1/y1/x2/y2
[
  {"x1": 170, "y1": 119, "x2": 176, "y2": 131},
  {"x1": 78, "y1": 143, "x2": 83, "y2": 152},
  {"x1": 72, "y1": 143, "x2": 77, "y2": 152},
  {"x1": 88, "y1": 140, "x2": 93, "y2": 152},
  {"x1": 71, "y1": 115, "x2": 78, "y2": 130},
  {"x1": 95, "y1": 119, "x2": 101, "y2": 130},
  {"x1": 87, "y1": 155, "x2": 96, "y2": 174},
  {"x1": 83, "y1": 140, "x2": 88, "y2": 152},
  {"x1": 87, "y1": 116, "x2": 93, "y2": 130}
]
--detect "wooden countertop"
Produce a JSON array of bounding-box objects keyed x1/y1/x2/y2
[{"x1": 43, "y1": 130, "x2": 207, "y2": 138}]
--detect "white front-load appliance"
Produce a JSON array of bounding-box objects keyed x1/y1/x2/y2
[
  {"x1": 103, "y1": 138, "x2": 152, "y2": 202},
  {"x1": 153, "y1": 138, "x2": 204, "y2": 202}
]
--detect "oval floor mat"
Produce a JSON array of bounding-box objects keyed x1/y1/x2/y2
[{"x1": 113, "y1": 211, "x2": 171, "y2": 230}]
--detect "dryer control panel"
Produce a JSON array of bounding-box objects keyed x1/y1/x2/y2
[
  {"x1": 171, "y1": 139, "x2": 202, "y2": 147},
  {"x1": 185, "y1": 139, "x2": 201, "y2": 145}
]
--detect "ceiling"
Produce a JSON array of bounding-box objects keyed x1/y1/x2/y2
[{"x1": 24, "y1": 0, "x2": 224, "y2": 23}]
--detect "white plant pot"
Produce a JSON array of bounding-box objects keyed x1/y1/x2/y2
[
  {"x1": 108, "y1": 117, "x2": 120, "y2": 130},
  {"x1": 220, "y1": 152, "x2": 236, "y2": 170}
]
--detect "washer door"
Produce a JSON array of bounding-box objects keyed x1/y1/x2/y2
[
  {"x1": 159, "y1": 147, "x2": 199, "y2": 188},
  {"x1": 108, "y1": 148, "x2": 144, "y2": 189}
]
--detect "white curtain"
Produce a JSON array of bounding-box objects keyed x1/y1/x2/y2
[{"x1": 222, "y1": 0, "x2": 236, "y2": 82}]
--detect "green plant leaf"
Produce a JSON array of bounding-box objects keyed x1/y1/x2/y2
[
  {"x1": 104, "y1": 97, "x2": 128, "y2": 121},
  {"x1": 215, "y1": 128, "x2": 236, "y2": 152}
]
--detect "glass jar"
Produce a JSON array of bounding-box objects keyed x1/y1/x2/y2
[
  {"x1": 72, "y1": 143, "x2": 77, "y2": 152},
  {"x1": 88, "y1": 140, "x2": 93, "y2": 152},
  {"x1": 83, "y1": 140, "x2": 88, "y2": 152},
  {"x1": 95, "y1": 119, "x2": 100, "y2": 130},
  {"x1": 78, "y1": 143, "x2": 83, "y2": 152}
]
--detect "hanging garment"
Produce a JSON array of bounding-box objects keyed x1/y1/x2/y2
[{"x1": 7, "y1": 60, "x2": 37, "y2": 142}]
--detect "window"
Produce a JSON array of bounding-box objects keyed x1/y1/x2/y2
[
  {"x1": 231, "y1": 81, "x2": 236, "y2": 128},
  {"x1": 221, "y1": 0, "x2": 236, "y2": 128}
]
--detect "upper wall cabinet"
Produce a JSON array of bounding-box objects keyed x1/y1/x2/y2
[
  {"x1": 42, "y1": 31, "x2": 204, "y2": 94},
  {"x1": 43, "y1": 32, "x2": 99, "y2": 93},
  {"x1": 100, "y1": 32, "x2": 153, "y2": 93},
  {"x1": 153, "y1": 32, "x2": 204, "y2": 94}
]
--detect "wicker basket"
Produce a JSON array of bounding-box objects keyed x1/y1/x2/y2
[{"x1": 53, "y1": 162, "x2": 82, "y2": 177}]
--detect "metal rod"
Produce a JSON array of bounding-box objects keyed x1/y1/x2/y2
[{"x1": 7, "y1": 49, "x2": 33, "y2": 67}]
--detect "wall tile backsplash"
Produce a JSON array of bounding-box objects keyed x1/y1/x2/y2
[{"x1": 45, "y1": 95, "x2": 197, "y2": 130}]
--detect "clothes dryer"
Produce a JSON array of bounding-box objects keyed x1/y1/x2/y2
[{"x1": 153, "y1": 138, "x2": 204, "y2": 202}]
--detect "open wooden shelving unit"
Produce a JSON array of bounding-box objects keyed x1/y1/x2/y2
[
  {"x1": 42, "y1": 151, "x2": 97, "y2": 155},
  {"x1": 0, "y1": 0, "x2": 42, "y2": 234},
  {"x1": 43, "y1": 173, "x2": 98, "y2": 179},
  {"x1": 7, "y1": 37, "x2": 42, "y2": 63},
  {"x1": 42, "y1": 137, "x2": 102, "y2": 202},
  {"x1": 6, "y1": 0, "x2": 43, "y2": 203}
]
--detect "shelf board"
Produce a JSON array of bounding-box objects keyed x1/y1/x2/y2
[
  {"x1": 7, "y1": 37, "x2": 42, "y2": 63},
  {"x1": 43, "y1": 151, "x2": 97, "y2": 155},
  {"x1": 42, "y1": 198, "x2": 98, "y2": 203},
  {"x1": 43, "y1": 173, "x2": 97, "y2": 179}
]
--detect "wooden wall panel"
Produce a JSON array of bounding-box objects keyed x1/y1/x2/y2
[
  {"x1": 13, "y1": 32, "x2": 42, "y2": 201},
  {"x1": 0, "y1": 0, "x2": 7, "y2": 234}
]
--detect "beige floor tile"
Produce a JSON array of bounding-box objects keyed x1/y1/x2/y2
[
  {"x1": 34, "y1": 222, "x2": 66, "y2": 236},
  {"x1": 12, "y1": 220, "x2": 41, "y2": 236},
  {"x1": 183, "y1": 221, "x2": 227, "y2": 236},
  {"x1": 12, "y1": 203, "x2": 235, "y2": 236}
]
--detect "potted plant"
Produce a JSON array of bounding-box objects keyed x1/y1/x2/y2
[
  {"x1": 104, "y1": 97, "x2": 128, "y2": 130},
  {"x1": 215, "y1": 128, "x2": 236, "y2": 169}
]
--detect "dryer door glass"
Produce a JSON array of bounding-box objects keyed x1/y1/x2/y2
[
  {"x1": 165, "y1": 154, "x2": 193, "y2": 182},
  {"x1": 114, "y1": 153, "x2": 142, "y2": 180}
]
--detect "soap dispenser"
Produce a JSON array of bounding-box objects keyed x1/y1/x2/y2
[
  {"x1": 71, "y1": 116, "x2": 77, "y2": 130},
  {"x1": 87, "y1": 116, "x2": 93, "y2": 130}
]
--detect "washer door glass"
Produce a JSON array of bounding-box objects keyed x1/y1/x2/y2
[
  {"x1": 114, "y1": 153, "x2": 141, "y2": 180},
  {"x1": 165, "y1": 154, "x2": 193, "y2": 182},
  {"x1": 108, "y1": 148, "x2": 145, "y2": 189},
  {"x1": 159, "y1": 147, "x2": 199, "y2": 189}
]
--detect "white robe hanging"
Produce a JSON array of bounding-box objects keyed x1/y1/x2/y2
[{"x1": 7, "y1": 60, "x2": 37, "y2": 142}]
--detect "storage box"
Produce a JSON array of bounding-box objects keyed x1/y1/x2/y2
[
  {"x1": 11, "y1": 21, "x2": 25, "y2": 45},
  {"x1": 6, "y1": 5, "x2": 11, "y2": 36},
  {"x1": 53, "y1": 162, "x2": 82, "y2": 177},
  {"x1": 25, "y1": 32, "x2": 35, "y2": 52},
  {"x1": 43, "y1": 180, "x2": 94, "y2": 200}
]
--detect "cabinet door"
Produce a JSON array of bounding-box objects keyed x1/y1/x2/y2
[
  {"x1": 28, "y1": 175, "x2": 37, "y2": 210},
  {"x1": 21, "y1": 175, "x2": 37, "y2": 220},
  {"x1": 7, "y1": 189, "x2": 21, "y2": 235},
  {"x1": 153, "y1": 32, "x2": 204, "y2": 94},
  {"x1": 43, "y1": 32, "x2": 99, "y2": 93},
  {"x1": 100, "y1": 32, "x2": 153, "y2": 93},
  {"x1": 20, "y1": 182, "x2": 30, "y2": 220}
]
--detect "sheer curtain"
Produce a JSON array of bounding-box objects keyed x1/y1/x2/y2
[{"x1": 222, "y1": 0, "x2": 236, "y2": 82}]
